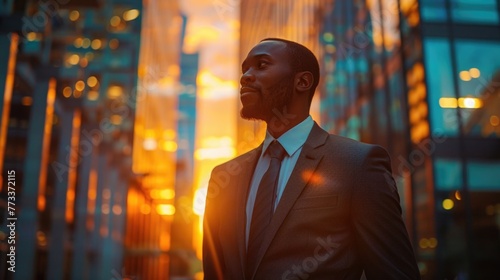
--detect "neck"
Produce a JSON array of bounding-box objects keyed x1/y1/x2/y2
[{"x1": 265, "y1": 111, "x2": 309, "y2": 139}]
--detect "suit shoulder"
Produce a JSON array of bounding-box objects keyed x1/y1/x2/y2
[
  {"x1": 325, "y1": 134, "x2": 385, "y2": 151},
  {"x1": 324, "y1": 134, "x2": 390, "y2": 163}
]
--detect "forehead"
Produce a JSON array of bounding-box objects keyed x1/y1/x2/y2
[{"x1": 243, "y1": 40, "x2": 289, "y2": 63}]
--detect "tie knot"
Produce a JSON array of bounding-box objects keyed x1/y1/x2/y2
[{"x1": 267, "y1": 141, "x2": 286, "y2": 161}]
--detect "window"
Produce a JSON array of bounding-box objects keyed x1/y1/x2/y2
[
  {"x1": 451, "y1": 0, "x2": 499, "y2": 24},
  {"x1": 423, "y1": 38, "x2": 459, "y2": 136},
  {"x1": 455, "y1": 40, "x2": 500, "y2": 138},
  {"x1": 467, "y1": 160, "x2": 500, "y2": 190},
  {"x1": 420, "y1": 0, "x2": 499, "y2": 24},
  {"x1": 420, "y1": 0, "x2": 447, "y2": 22},
  {"x1": 434, "y1": 158, "x2": 462, "y2": 190}
]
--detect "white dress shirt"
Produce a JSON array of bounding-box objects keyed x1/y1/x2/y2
[{"x1": 245, "y1": 116, "x2": 314, "y2": 246}]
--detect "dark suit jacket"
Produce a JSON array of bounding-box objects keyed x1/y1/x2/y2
[{"x1": 203, "y1": 123, "x2": 420, "y2": 280}]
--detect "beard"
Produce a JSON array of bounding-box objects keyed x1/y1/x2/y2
[{"x1": 240, "y1": 74, "x2": 294, "y2": 121}]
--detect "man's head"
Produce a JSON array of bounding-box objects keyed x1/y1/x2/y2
[
  {"x1": 239, "y1": 38, "x2": 320, "y2": 123},
  {"x1": 260, "y1": 38, "x2": 320, "y2": 96}
]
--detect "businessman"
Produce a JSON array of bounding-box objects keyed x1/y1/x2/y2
[{"x1": 203, "y1": 38, "x2": 420, "y2": 279}]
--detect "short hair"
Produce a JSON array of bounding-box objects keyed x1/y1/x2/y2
[{"x1": 261, "y1": 38, "x2": 320, "y2": 102}]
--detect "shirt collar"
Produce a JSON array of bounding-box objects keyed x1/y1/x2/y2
[{"x1": 262, "y1": 116, "x2": 314, "y2": 158}]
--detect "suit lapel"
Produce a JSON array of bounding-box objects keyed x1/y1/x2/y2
[
  {"x1": 249, "y1": 123, "x2": 329, "y2": 278},
  {"x1": 233, "y1": 145, "x2": 262, "y2": 278}
]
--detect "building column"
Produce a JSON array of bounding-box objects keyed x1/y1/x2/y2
[
  {"x1": 70, "y1": 122, "x2": 96, "y2": 280},
  {"x1": 111, "y1": 170, "x2": 128, "y2": 278},
  {"x1": 15, "y1": 77, "x2": 56, "y2": 280},
  {"x1": 98, "y1": 166, "x2": 118, "y2": 279},
  {"x1": 0, "y1": 33, "x2": 18, "y2": 191},
  {"x1": 89, "y1": 152, "x2": 108, "y2": 280},
  {"x1": 46, "y1": 107, "x2": 78, "y2": 280}
]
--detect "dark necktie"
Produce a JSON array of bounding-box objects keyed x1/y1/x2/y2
[{"x1": 246, "y1": 140, "x2": 286, "y2": 278}]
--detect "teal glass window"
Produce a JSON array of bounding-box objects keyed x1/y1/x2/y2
[
  {"x1": 423, "y1": 38, "x2": 459, "y2": 137},
  {"x1": 434, "y1": 158, "x2": 462, "y2": 191},
  {"x1": 451, "y1": 0, "x2": 499, "y2": 24},
  {"x1": 467, "y1": 160, "x2": 500, "y2": 190},
  {"x1": 420, "y1": 0, "x2": 447, "y2": 22},
  {"x1": 455, "y1": 40, "x2": 500, "y2": 138}
]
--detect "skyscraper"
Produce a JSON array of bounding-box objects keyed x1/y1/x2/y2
[{"x1": 0, "y1": 0, "x2": 144, "y2": 279}]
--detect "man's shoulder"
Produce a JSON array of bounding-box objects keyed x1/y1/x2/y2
[
  {"x1": 322, "y1": 133, "x2": 390, "y2": 162},
  {"x1": 324, "y1": 133, "x2": 379, "y2": 151},
  {"x1": 312, "y1": 123, "x2": 380, "y2": 152}
]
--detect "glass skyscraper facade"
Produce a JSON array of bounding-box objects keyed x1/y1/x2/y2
[
  {"x1": 317, "y1": 0, "x2": 500, "y2": 279},
  {"x1": 416, "y1": 1, "x2": 500, "y2": 278}
]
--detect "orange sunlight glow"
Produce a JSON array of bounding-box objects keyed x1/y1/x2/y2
[
  {"x1": 0, "y1": 33, "x2": 18, "y2": 192},
  {"x1": 197, "y1": 70, "x2": 239, "y2": 99},
  {"x1": 65, "y1": 109, "x2": 81, "y2": 221},
  {"x1": 38, "y1": 78, "x2": 57, "y2": 212},
  {"x1": 301, "y1": 170, "x2": 325, "y2": 185},
  {"x1": 180, "y1": 0, "x2": 240, "y2": 261},
  {"x1": 132, "y1": 0, "x2": 182, "y2": 205}
]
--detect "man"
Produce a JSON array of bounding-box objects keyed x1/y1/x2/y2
[{"x1": 203, "y1": 38, "x2": 420, "y2": 280}]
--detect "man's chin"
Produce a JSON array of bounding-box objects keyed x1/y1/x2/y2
[{"x1": 240, "y1": 108, "x2": 265, "y2": 121}]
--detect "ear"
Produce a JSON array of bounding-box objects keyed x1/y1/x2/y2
[{"x1": 294, "y1": 71, "x2": 314, "y2": 93}]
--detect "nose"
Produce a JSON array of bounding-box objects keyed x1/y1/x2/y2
[{"x1": 240, "y1": 69, "x2": 255, "y2": 86}]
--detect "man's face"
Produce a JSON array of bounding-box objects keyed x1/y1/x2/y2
[{"x1": 240, "y1": 40, "x2": 294, "y2": 121}]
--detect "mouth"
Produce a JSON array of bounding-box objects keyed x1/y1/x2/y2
[{"x1": 240, "y1": 86, "x2": 258, "y2": 96}]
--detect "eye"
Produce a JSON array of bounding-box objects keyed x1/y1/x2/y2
[{"x1": 258, "y1": 61, "x2": 269, "y2": 68}]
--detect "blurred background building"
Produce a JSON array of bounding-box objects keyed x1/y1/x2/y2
[{"x1": 0, "y1": 0, "x2": 499, "y2": 279}]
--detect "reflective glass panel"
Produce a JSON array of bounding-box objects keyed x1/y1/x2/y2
[
  {"x1": 467, "y1": 160, "x2": 500, "y2": 190},
  {"x1": 455, "y1": 40, "x2": 500, "y2": 138},
  {"x1": 420, "y1": 0, "x2": 447, "y2": 22},
  {"x1": 434, "y1": 158, "x2": 462, "y2": 190},
  {"x1": 423, "y1": 38, "x2": 459, "y2": 136},
  {"x1": 451, "y1": 0, "x2": 499, "y2": 24}
]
